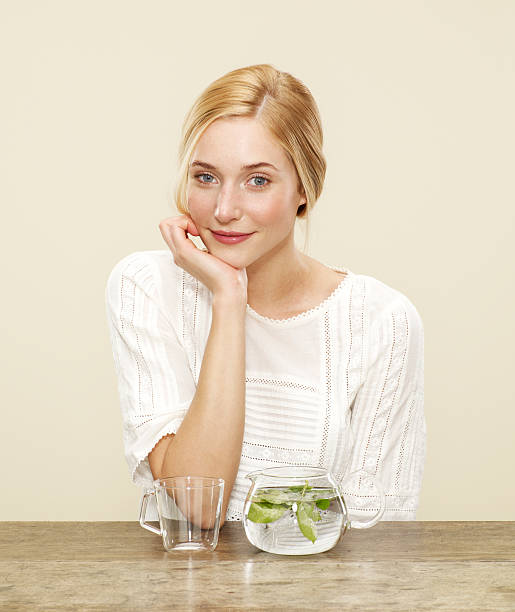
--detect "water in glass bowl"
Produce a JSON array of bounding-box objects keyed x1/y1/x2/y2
[{"x1": 243, "y1": 484, "x2": 345, "y2": 555}]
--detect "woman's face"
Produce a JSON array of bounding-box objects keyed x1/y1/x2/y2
[{"x1": 186, "y1": 116, "x2": 306, "y2": 269}]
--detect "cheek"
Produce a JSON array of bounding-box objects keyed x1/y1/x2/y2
[
  {"x1": 187, "y1": 190, "x2": 212, "y2": 221},
  {"x1": 251, "y1": 194, "x2": 293, "y2": 228}
]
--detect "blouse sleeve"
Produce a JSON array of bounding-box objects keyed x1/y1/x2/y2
[
  {"x1": 104, "y1": 252, "x2": 196, "y2": 488},
  {"x1": 344, "y1": 293, "x2": 426, "y2": 521}
]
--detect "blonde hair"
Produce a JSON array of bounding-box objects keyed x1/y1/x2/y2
[{"x1": 172, "y1": 63, "x2": 327, "y2": 254}]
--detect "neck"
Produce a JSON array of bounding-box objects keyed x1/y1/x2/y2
[{"x1": 245, "y1": 239, "x2": 312, "y2": 308}]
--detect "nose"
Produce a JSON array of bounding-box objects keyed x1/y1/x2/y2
[{"x1": 214, "y1": 183, "x2": 242, "y2": 224}]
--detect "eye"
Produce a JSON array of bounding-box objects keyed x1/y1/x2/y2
[
  {"x1": 195, "y1": 172, "x2": 216, "y2": 184},
  {"x1": 193, "y1": 172, "x2": 271, "y2": 188},
  {"x1": 249, "y1": 174, "x2": 270, "y2": 188}
]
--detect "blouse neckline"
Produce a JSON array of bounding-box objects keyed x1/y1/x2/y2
[{"x1": 245, "y1": 264, "x2": 353, "y2": 326}]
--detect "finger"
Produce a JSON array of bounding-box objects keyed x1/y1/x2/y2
[
  {"x1": 160, "y1": 215, "x2": 199, "y2": 238},
  {"x1": 158, "y1": 221, "x2": 176, "y2": 252},
  {"x1": 159, "y1": 216, "x2": 188, "y2": 245},
  {"x1": 169, "y1": 221, "x2": 202, "y2": 260},
  {"x1": 169, "y1": 222, "x2": 195, "y2": 248},
  {"x1": 186, "y1": 218, "x2": 200, "y2": 236},
  {"x1": 159, "y1": 216, "x2": 203, "y2": 265}
]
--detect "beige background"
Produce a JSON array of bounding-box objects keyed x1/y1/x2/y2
[{"x1": 1, "y1": 1, "x2": 514, "y2": 520}]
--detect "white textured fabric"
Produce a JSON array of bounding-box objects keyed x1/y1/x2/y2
[{"x1": 105, "y1": 249, "x2": 426, "y2": 522}]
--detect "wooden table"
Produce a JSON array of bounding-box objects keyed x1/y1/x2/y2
[{"x1": 1, "y1": 521, "x2": 514, "y2": 610}]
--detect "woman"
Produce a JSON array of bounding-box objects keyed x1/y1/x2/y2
[{"x1": 105, "y1": 63, "x2": 426, "y2": 526}]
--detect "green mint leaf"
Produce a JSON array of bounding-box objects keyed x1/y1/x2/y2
[
  {"x1": 296, "y1": 502, "x2": 318, "y2": 543},
  {"x1": 303, "y1": 501, "x2": 322, "y2": 522},
  {"x1": 247, "y1": 502, "x2": 289, "y2": 523},
  {"x1": 315, "y1": 498, "x2": 331, "y2": 510},
  {"x1": 305, "y1": 502, "x2": 322, "y2": 523}
]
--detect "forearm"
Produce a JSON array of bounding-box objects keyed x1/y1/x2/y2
[{"x1": 160, "y1": 295, "x2": 247, "y2": 525}]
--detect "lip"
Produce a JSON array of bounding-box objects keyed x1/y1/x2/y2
[
  {"x1": 211, "y1": 229, "x2": 253, "y2": 236},
  {"x1": 211, "y1": 230, "x2": 255, "y2": 244}
]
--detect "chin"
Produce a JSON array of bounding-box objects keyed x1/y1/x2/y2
[
  {"x1": 209, "y1": 245, "x2": 252, "y2": 267},
  {"x1": 213, "y1": 249, "x2": 247, "y2": 266}
]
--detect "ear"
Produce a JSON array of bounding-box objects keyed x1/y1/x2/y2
[{"x1": 298, "y1": 192, "x2": 307, "y2": 206}]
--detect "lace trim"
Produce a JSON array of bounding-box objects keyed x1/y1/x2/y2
[
  {"x1": 358, "y1": 307, "x2": 411, "y2": 490},
  {"x1": 245, "y1": 376, "x2": 318, "y2": 393},
  {"x1": 226, "y1": 510, "x2": 243, "y2": 521},
  {"x1": 181, "y1": 269, "x2": 201, "y2": 382},
  {"x1": 130, "y1": 420, "x2": 182, "y2": 487},
  {"x1": 241, "y1": 451, "x2": 314, "y2": 464},
  {"x1": 318, "y1": 311, "x2": 331, "y2": 467},
  {"x1": 120, "y1": 265, "x2": 155, "y2": 417},
  {"x1": 246, "y1": 265, "x2": 352, "y2": 326}
]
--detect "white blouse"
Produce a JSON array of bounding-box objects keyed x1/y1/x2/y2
[{"x1": 105, "y1": 250, "x2": 426, "y2": 522}]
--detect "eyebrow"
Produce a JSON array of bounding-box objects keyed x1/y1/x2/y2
[{"x1": 189, "y1": 160, "x2": 279, "y2": 172}]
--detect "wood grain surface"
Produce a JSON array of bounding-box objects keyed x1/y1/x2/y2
[{"x1": 1, "y1": 521, "x2": 514, "y2": 610}]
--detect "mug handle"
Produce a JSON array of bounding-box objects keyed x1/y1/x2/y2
[
  {"x1": 339, "y1": 469, "x2": 385, "y2": 529},
  {"x1": 139, "y1": 489, "x2": 161, "y2": 535}
]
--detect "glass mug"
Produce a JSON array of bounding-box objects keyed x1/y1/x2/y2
[
  {"x1": 243, "y1": 466, "x2": 385, "y2": 555},
  {"x1": 139, "y1": 476, "x2": 225, "y2": 552}
]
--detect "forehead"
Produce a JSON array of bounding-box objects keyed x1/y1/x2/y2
[{"x1": 192, "y1": 117, "x2": 289, "y2": 171}]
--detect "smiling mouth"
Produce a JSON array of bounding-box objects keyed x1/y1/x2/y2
[
  {"x1": 210, "y1": 231, "x2": 255, "y2": 245},
  {"x1": 211, "y1": 230, "x2": 254, "y2": 237}
]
